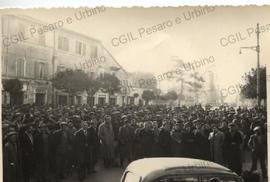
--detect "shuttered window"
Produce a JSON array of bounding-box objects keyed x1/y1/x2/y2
[
  {"x1": 25, "y1": 61, "x2": 35, "y2": 78},
  {"x1": 75, "y1": 41, "x2": 86, "y2": 55},
  {"x1": 16, "y1": 59, "x2": 25, "y2": 77},
  {"x1": 58, "y1": 36, "x2": 69, "y2": 51},
  {"x1": 34, "y1": 62, "x2": 49, "y2": 79}
]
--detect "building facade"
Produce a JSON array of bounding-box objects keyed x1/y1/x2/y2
[
  {"x1": 1, "y1": 14, "x2": 133, "y2": 106},
  {"x1": 2, "y1": 14, "x2": 54, "y2": 105}
]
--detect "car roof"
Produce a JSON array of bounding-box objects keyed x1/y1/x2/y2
[{"x1": 125, "y1": 158, "x2": 238, "y2": 181}]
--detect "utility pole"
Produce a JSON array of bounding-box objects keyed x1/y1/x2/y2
[
  {"x1": 239, "y1": 23, "x2": 260, "y2": 107},
  {"x1": 256, "y1": 23, "x2": 260, "y2": 107}
]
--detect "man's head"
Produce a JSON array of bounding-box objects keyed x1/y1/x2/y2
[
  {"x1": 253, "y1": 126, "x2": 261, "y2": 135},
  {"x1": 104, "y1": 115, "x2": 111, "y2": 124},
  {"x1": 152, "y1": 121, "x2": 158, "y2": 128},
  {"x1": 175, "y1": 122, "x2": 181, "y2": 130},
  {"x1": 228, "y1": 123, "x2": 236, "y2": 133},
  {"x1": 163, "y1": 122, "x2": 171, "y2": 131},
  {"x1": 7, "y1": 131, "x2": 17, "y2": 143},
  {"x1": 89, "y1": 120, "x2": 95, "y2": 128},
  {"x1": 27, "y1": 125, "x2": 34, "y2": 133},
  {"x1": 184, "y1": 122, "x2": 191, "y2": 132},
  {"x1": 39, "y1": 123, "x2": 48, "y2": 132},
  {"x1": 212, "y1": 125, "x2": 218, "y2": 133},
  {"x1": 82, "y1": 121, "x2": 88, "y2": 130},
  {"x1": 60, "y1": 122, "x2": 69, "y2": 131},
  {"x1": 144, "y1": 121, "x2": 152, "y2": 130}
]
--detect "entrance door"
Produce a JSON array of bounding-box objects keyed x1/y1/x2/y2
[
  {"x1": 87, "y1": 96, "x2": 95, "y2": 106},
  {"x1": 58, "y1": 95, "x2": 68, "y2": 105},
  {"x1": 129, "y1": 97, "x2": 134, "y2": 105},
  {"x1": 109, "y1": 97, "x2": 116, "y2": 105},
  {"x1": 10, "y1": 92, "x2": 24, "y2": 105},
  {"x1": 76, "y1": 96, "x2": 82, "y2": 105},
  {"x1": 35, "y1": 93, "x2": 45, "y2": 105},
  {"x1": 98, "y1": 97, "x2": 105, "y2": 105}
]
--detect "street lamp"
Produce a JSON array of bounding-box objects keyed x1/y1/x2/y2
[{"x1": 239, "y1": 23, "x2": 260, "y2": 107}]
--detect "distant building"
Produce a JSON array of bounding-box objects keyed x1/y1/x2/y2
[{"x1": 1, "y1": 14, "x2": 131, "y2": 106}]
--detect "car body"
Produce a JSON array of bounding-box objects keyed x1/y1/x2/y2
[{"x1": 120, "y1": 158, "x2": 243, "y2": 182}]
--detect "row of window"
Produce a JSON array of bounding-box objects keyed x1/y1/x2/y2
[
  {"x1": 18, "y1": 23, "x2": 46, "y2": 46},
  {"x1": 17, "y1": 23, "x2": 97, "y2": 57},
  {"x1": 9, "y1": 59, "x2": 49, "y2": 79},
  {"x1": 58, "y1": 36, "x2": 98, "y2": 57}
]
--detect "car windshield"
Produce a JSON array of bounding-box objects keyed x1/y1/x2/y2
[
  {"x1": 153, "y1": 175, "x2": 199, "y2": 182},
  {"x1": 202, "y1": 176, "x2": 240, "y2": 182},
  {"x1": 152, "y1": 175, "x2": 240, "y2": 182}
]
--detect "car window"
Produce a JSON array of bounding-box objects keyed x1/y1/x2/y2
[
  {"x1": 202, "y1": 176, "x2": 239, "y2": 182},
  {"x1": 153, "y1": 175, "x2": 199, "y2": 182},
  {"x1": 123, "y1": 172, "x2": 141, "y2": 182}
]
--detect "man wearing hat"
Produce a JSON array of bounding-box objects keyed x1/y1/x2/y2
[
  {"x1": 18, "y1": 123, "x2": 34, "y2": 182},
  {"x1": 33, "y1": 122, "x2": 50, "y2": 182},
  {"x1": 52, "y1": 121, "x2": 70, "y2": 181},
  {"x1": 224, "y1": 122, "x2": 243, "y2": 175},
  {"x1": 87, "y1": 119, "x2": 99, "y2": 173},
  {"x1": 208, "y1": 123, "x2": 224, "y2": 165},
  {"x1": 139, "y1": 121, "x2": 155, "y2": 158},
  {"x1": 3, "y1": 131, "x2": 23, "y2": 182},
  {"x1": 248, "y1": 126, "x2": 267, "y2": 178},
  {"x1": 181, "y1": 121, "x2": 196, "y2": 158},
  {"x1": 171, "y1": 121, "x2": 183, "y2": 157},
  {"x1": 157, "y1": 121, "x2": 172, "y2": 157},
  {"x1": 74, "y1": 121, "x2": 89, "y2": 181},
  {"x1": 118, "y1": 115, "x2": 134, "y2": 167},
  {"x1": 194, "y1": 120, "x2": 210, "y2": 160},
  {"x1": 98, "y1": 115, "x2": 115, "y2": 168}
]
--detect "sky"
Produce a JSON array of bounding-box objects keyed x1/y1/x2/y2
[
  {"x1": 0, "y1": 0, "x2": 269, "y2": 7},
  {"x1": 1, "y1": 6, "x2": 270, "y2": 98}
]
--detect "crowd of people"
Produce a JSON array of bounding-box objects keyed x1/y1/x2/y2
[{"x1": 2, "y1": 103, "x2": 268, "y2": 182}]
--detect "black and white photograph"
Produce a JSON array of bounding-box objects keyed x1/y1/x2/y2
[{"x1": 1, "y1": 5, "x2": 269, "y2": 182}]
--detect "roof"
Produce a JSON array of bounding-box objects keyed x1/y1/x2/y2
[
  {"x1": 3, "y1": 14, "x2": 128, "y2": 74},
  {"x1": 100, "y1": 44, "x2": 128, "y2": 75},
  {"x1": 125, "y1": 158, "x2": 238, "y2": 181}
]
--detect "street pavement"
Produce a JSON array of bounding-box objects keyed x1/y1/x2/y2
[{"x1": 63, "y1": 162, "x2": 125, "y2": 182}]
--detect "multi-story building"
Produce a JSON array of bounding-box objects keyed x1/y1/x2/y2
[
  {"x1": 2, "y1": 14, "x2": 54, "y2": 105},
  {"x1": 1, "y1": 14, "x2": 131, "y2": 106}
]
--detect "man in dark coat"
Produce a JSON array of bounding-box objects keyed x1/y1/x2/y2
[
  {"x1": 134, "y1": 122, "x2": 143, "y2": 159},
  {"x1": 224, "y1": 123, "x2": 243, "y2": 175},
  {"x1": 248, "y1": 126, "x2": 267, "y2": 178},
  {"x1": 129, "y1": 118, "x2": 137, "y2": 161},
  {"x1": 52, "y1": 122, "x2": 70, "y2": 181},
  {"x1": 171, "y1": 122, "x2": 183, "y2": 157},
  {"x1": 118, "y1": 116, "x2": 134, "y2": 167},
  {"x1": 33, "y1": 123, "x2": 50, "y2": 182},
  {"x1": 181, "y1": 122, "x2": 196, "y2": 158},
  {"x1": 3, "y1": 131, "x2": 23, "y2": 182},
  {"x1": 157, "y1": 122, "x2": 172, "y2": 157},
  {"x1": 98, "y1": 115, "x2": 115, "y2": 168},
  {"x1": 139, "y1": 121, "x2": 155, "y2": 158},
  {"x1": 87, "y1": 119, "x2": 100, "y2": 173},
  {"x1": 194, "y1": 121, "x2": 210, "y2": 160},
  {"x1": 152, "y1": 121, "x2": 160, "y2": 157},
  {"x1": 18, "y1": 124, "x2": 34, "y2": 182},
  {"x1": 74, "y1": 121, "x2": 89, "y2": 181}
]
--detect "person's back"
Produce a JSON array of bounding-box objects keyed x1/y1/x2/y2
[{"x1": 242, "y1": 171, "x2": 260, "y2": 182}]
